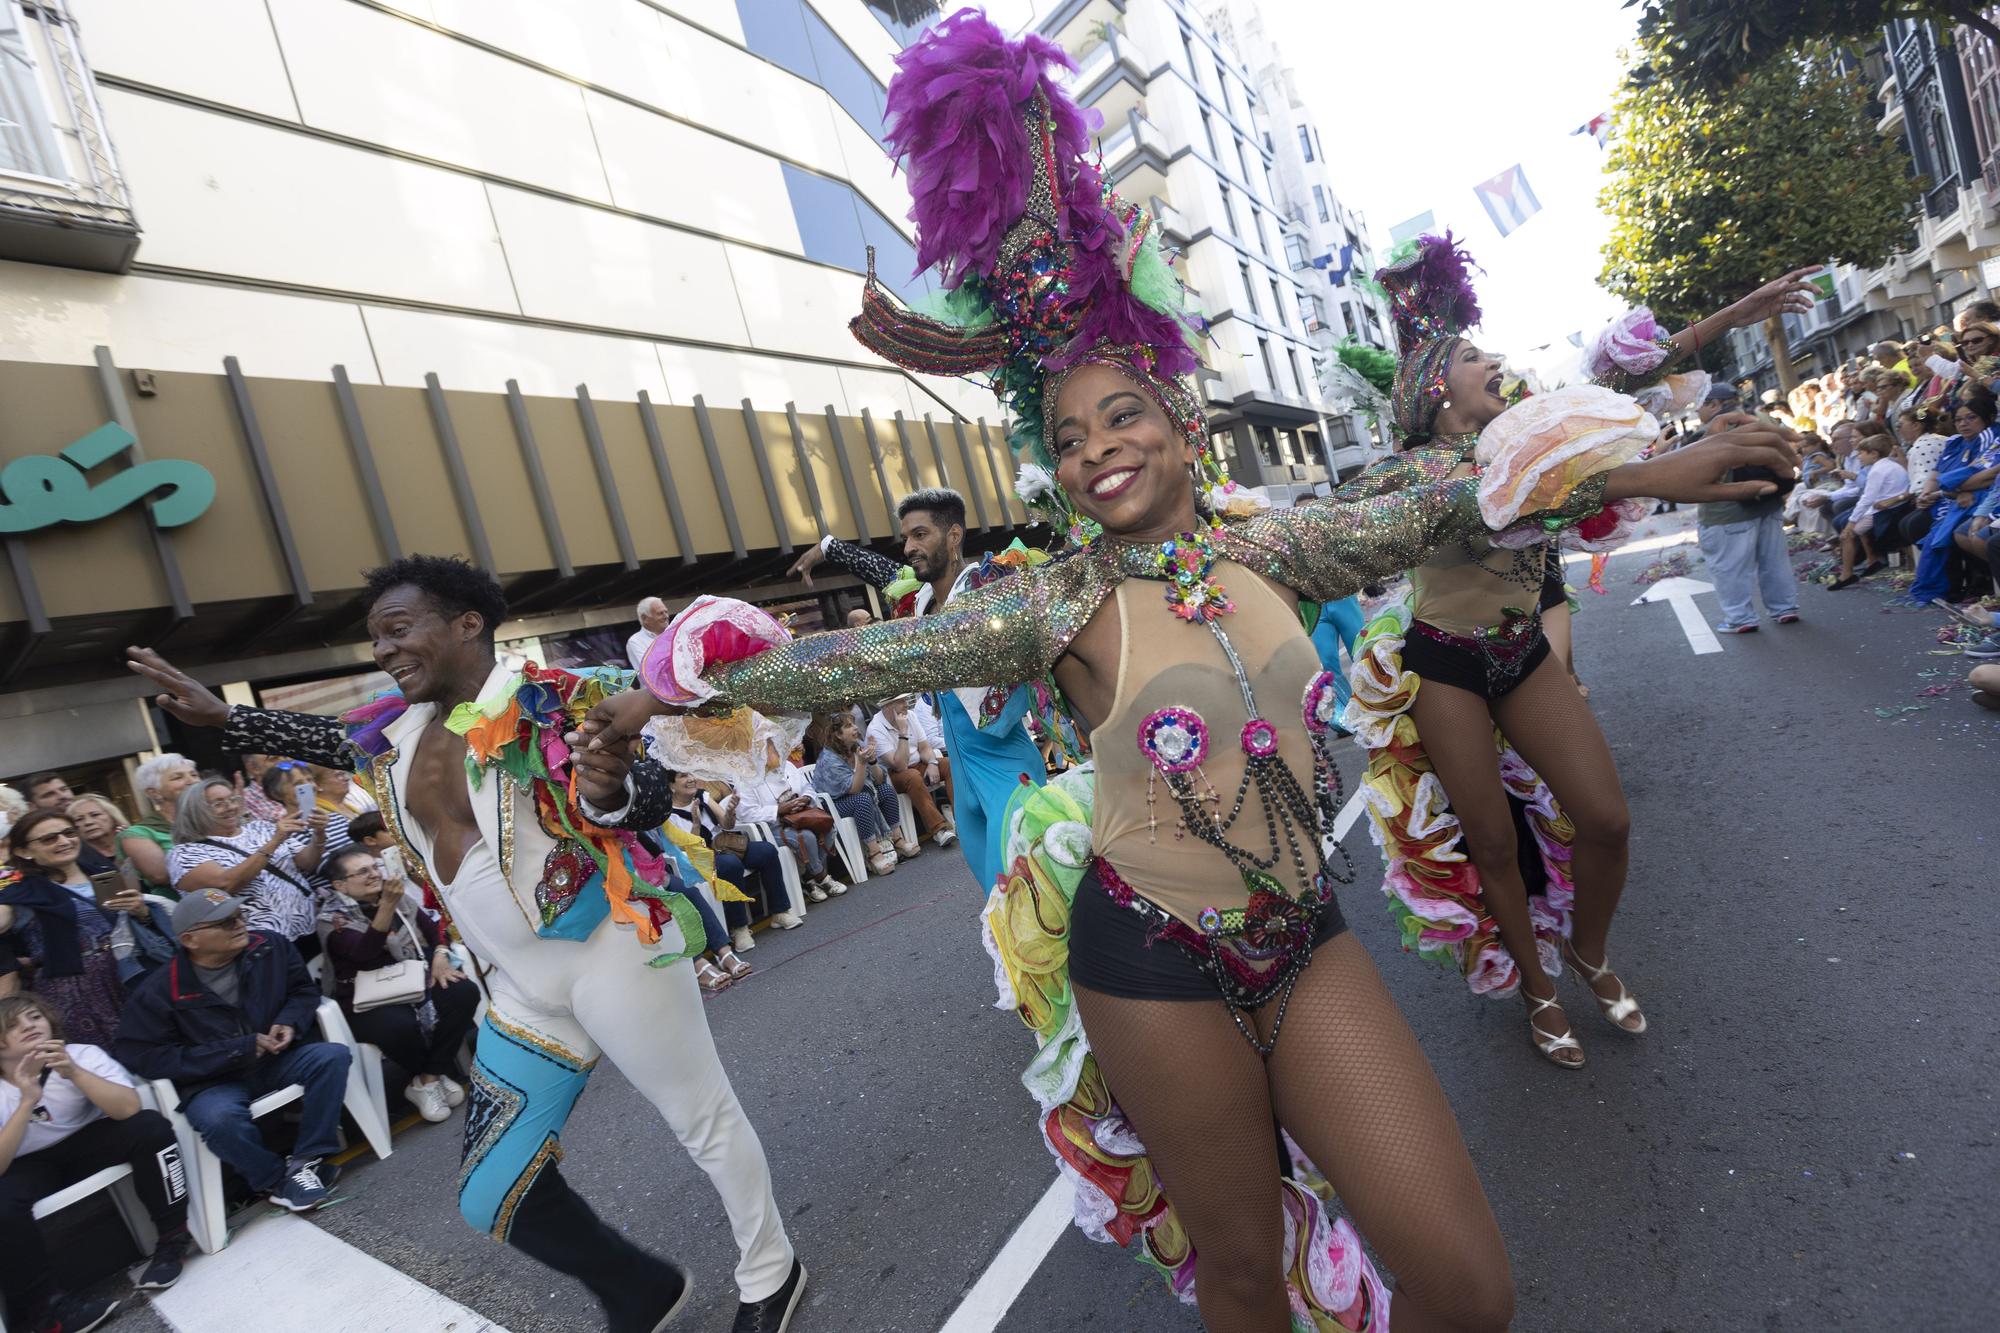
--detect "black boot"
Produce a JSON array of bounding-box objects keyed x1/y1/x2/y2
[{"x1": 506, "y1": 1166, "x2": 692, "y2": 1332}]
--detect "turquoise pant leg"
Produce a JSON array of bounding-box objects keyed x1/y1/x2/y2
[
  {"x1": 1312, "y1": 596, "x2": 1366, "y2": 712},
  {"x1": 937, "y1": 690, "x2": 1046, "y2": 893},
  {"x1": 458, "y1": 1014, "x2": 595, "y2": 1240}
]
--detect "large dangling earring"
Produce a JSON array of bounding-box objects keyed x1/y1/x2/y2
[{"x1": 1441, "y1": 398, "x2": 1453, "y2": 411}]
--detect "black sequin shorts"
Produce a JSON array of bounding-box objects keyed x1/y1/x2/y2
[{"x1": 1067, "y1": 866, "x2": 1347, "y2": 1002}]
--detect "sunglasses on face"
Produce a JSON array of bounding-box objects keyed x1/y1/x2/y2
[{"x1": 27, "y1": 829, "x2": 79, "y2": 848}]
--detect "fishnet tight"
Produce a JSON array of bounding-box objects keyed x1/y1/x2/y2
[
  {"x1": 1075, "y1": 933, "x2": 1513, "y2": 1332},
  {"x1": 1409, "y1": 651, "x2": 1632, "y2": 1010}
]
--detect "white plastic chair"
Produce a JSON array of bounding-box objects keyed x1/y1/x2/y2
[
  {"x1": 895, "y1": 792, "x2": 921, "y2": 846},
  {"x1": 151, "y1": 998, "x2": 393, "y2": 1254},
  {"x1": 748, "y1": 821, "x2": 808, "y2": 919}
]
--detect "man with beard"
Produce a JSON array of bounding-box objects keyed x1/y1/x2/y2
[
  {"x1": 787, "y1": 489, "x2": 1049, "y2": 892},
  {"x1": 126, "y1": 555, "x2": 803, "y2": 1333}
]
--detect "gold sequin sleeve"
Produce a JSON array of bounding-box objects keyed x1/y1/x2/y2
[
  {"x1": 1217, "y1": 444, "x2": 1609, "y2": 603},
  {"x1": 707, "y1": 558, "x2": 1117, "y2": 715}
]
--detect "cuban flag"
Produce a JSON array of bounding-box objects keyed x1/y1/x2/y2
[
  {"x1": 1474, "y1": 165, "x2": 1541, "y2": 238},
  {"x1": 1388, "y1": 210, "x2": 1435, "y2": 246},
  {"x1": 1572, "y1": 111, "x2": 1613, "y2": 148}
]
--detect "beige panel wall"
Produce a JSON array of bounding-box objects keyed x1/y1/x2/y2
[
  {"x1": 753, "y1": 410, "x2": 830, "y2": 549},
  {"x1": 647, "y1": 404, "x2": 731, "y2": 553},
  {"x1": 441, "y1": 391, "x2": 562, "y2": 576},
  {"x1": 590, "y1": 404, "x2": 683, "y2": 565},
  {"x1": 248, "y1": 377, "x2": 399, "y2": 590},
  {"x1": 697, "y1": 406, "x2": 781, "y2": 553},
  {"x1": 516, "y1": 397, "x2": 626, "y2": 571},
  {"x1": 344, "y1": 385, "x2": 478, "y2": 565}
]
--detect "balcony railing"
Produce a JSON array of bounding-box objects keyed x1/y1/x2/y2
[{"x1": 1926, "y1": 180, "x2": 1963, "y2": 220}]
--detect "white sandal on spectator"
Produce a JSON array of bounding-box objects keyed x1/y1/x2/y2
[
  {"x1": 1563, "y1": 940, "x2": 1648, "y2": 1034},
  {"x1": 1525, "y1": 990, "x2": 1585, "y2": 1069}
]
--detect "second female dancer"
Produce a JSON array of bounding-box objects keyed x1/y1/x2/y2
[
  {"x1": 1349, "y1": 238, "x2": 1814, "y2": 1068},
  {"x1": 584, "y1": 14, "x2": 1799, "y2": 1331}
]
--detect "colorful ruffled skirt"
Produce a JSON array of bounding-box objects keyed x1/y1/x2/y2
[
  {"x1": 979, "y1": 767, "x2": 1389, "y2": 1329},
  {"x1": 1342, "y1": 599, "x2": 1577, "y2": 996}
]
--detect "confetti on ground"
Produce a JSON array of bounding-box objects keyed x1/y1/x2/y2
[
  {"x1": 1915, "y1": 683, "x2": 1956, "y2": 699},
  {"x1": 1874, "y1": 704, "x2": 1929, "y2": 719},
  {"x1": 1634, "y1": 551, "x2": 1694, "y2": 587}
]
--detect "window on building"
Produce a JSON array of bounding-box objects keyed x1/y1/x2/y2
[
  {"x1": 1240, "y1": 261, "x2": 1259, "y2": 314},
  {"x1": 1313, "y1": 126, "x2": 1325, "y2": 161},
  {"x1": 1287, "y1": 348, "x2": 1305, "y2": 398},
  {"x1": 1296, "y1": 124, "x2": 1313, "y2": 162},
  {"x1": 1236, "y1": 138, "x2": 1255, "y2": 193},
  {"x1": 1302, "y1": 293, "x2": 1324, "y2": 329},
  {"x1": 737, "y1": 0, "x2": 888, "y2": 144},
  {"x1": 1284, "y1": 234, "x2": 1310, "y2": 270},
  {"x1": 1313, "y1": 184, "x2": 1330, "y2": 223},
  {"x1": 1181, "y1": 29, "x2": 1200, "y2": 83},
  {"x1": 0, "y1": 4, "x2": 63, "y2": 181},
  {"x1": 1250, "y1": 204, "x2": 1268, "y2": 252},
  {"x1": 859, "y1": 0, "x2": 935, "y2": 47},
  {"x1": 781, "y1": 162, "x2": 926, "y2": 301},
  {"x1": 1219, "y1": 182, "x2": 1238, "y2": 235},
  {"x1": 1269, "y1": 277, "x2": 1285, "y2": 326},
  {"x1": 1258, "y1": 337, "x2": 1276, "y2": 393},
  {"x1": 1215, "y1": 60, "x2": 1233, "y2": 113},
  {"x1": 1200, "y1": 109, "x2": 1218, "y2": 157}
]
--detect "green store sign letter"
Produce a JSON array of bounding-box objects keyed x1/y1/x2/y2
[{"x1": 0, "y1": 423, "x2": 216, "y2": 534}]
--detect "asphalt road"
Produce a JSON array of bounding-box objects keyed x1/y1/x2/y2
[{"x1": 74, "y1": 514, "x2": 1998, "y2": 1332}]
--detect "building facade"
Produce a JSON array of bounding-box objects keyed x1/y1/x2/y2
[
  {"x1": 0, "y1": 0, "x2": 1036, "y2": 781},
  {"x1": 1036, "y1": 0, "x2": 1348, "y2": 497},
  {"x1": 1202, "y1": 0, "x2": 1394, "y2": 471}
]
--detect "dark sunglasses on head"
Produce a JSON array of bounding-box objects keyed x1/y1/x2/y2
[{"x1": 271, "y1": 761, "x2": 306, "y2": 772}]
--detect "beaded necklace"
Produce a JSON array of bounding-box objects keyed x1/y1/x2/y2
[{"x1": 1105, "y1": 539, "x2": 1357, "y2": 1054}]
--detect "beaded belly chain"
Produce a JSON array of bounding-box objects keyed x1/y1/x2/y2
[
  {"x1": 1414, "y1": 540, "x2": 1551, "y2": 695},
  {"x1": 1103, "y1": 531, "x2": 1356, "y2": 1055}
]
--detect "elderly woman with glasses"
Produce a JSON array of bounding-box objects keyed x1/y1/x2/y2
[
  {"x1": 317, "y1": 845, "x2": 480, "y2": 1124},
  {"x1": 0, "y1": 810, "x2": 173, "y2": 1044},
  {"x1": 165, "y1": 777, "x2": 322, "y2": 958}
]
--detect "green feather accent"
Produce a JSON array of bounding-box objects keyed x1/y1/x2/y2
[{"x1": 1336, "y1": 339, "x2": 1397, "y2": 396}]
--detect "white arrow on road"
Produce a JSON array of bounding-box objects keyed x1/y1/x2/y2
[{"x1": 1631, "y1": 576, "x2": 1722, "y2": 655}]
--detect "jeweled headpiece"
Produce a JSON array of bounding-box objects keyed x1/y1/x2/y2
[
  {"x1": 849, "y1": 8, "x2": 1214, "y2": 529},
  {"x1": 1372, "y1": 234, "x2": 1484, "y2": 442}
]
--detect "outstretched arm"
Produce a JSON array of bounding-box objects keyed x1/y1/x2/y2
[
  {"x1": 127, "y1": 647, "x2": 352, "y2": 769},
  {"x1": 1591, "y1": 269, "x2": 1818, "y2": 396},
  {"x1": 786, "y1": 535, "x2": 902, "y2": 591}
]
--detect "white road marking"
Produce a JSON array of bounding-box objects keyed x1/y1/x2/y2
[
  {"x1": 150, "y1": 1212, "x2": 507, "y2": 1333},
  {"x1": 1333, "y1": 783, "x2": 1366, "y2": 842},
  {"x1": 1559, "y1": 525, "x2": 1699, "y2": 566},
  {"x1": 936, "y1": 1175, "x2": 1074, "y2": 1333},
  {"x1": 1632, "y1": 576, "x2": 1722, "y2": 655}
]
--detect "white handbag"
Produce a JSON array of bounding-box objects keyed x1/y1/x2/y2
[
  {"x1": 350, "y1": 914, "x2": 428, "y2": 1012},
  {"x1": 351, "y1": 958, "x2": 427, "y2": 1012}
]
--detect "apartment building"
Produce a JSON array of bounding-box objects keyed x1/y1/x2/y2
[
  {"x1": 0, "y1": 0, "x2": 1035, "y2": 775},
  {"x1": 1037, "y1": 0, "x2": 1348, "y2": 497},
  {"x1": 1204, "y1": 0, "x2": 1394, "y2": 468}
]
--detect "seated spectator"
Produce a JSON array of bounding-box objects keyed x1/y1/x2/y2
[
  {"x1": 649, "y1": 820, "x2": 754, "y2": 991},
  {"x1": 65, "y1": 794, "x2": 130, "y2": 869},
  {"x1": 115, "y1": 890, "x2": 349, "y2": 1214},
  {"x1": 845, "y1": 607, "x2": 874, "y2": 629},
  {"x1": 734, "y1": 739, "x2": 844, "y2": 904},
  {"x1": 1898, "y1": 404, "x2": 1950, "y2": 497},
  {"x1": 0, "y1": 995, "x2": 193, "y2": 1331},
  {"x1": 627, "y1": 596, "x2": 669, "y2": 673},
  {"x1": 237, "y1": 754, "x2": 287, "y2": 823},
  {"x1": 811, "y1": 716, "x2": 906, "y2": 878},
  {"x1": 0, "y1": 811, "x2": 174, "y2": 1046},
  {"x1": 1971, "y1": 661, "x2": 2000, "y2": 708},
  {"x1": 122, "y1": 754, "x2": 201, "y2": 897},
  {"x1": 317, "y1": 847, "x2": 478, "y2": 1125},
  {"x1": 1906, "y1": 390, "x2": 2000, "y2": 604},
  {"x1": 259, "y1": 763, "x2": 353, "y2": 896},
  {"x1": 167, "y1": 777, "x2": 323, "y2": 960},
  {"x1": 665, "y1": 772, "x2": 800, "y2": 954},
  {"x1": 344, "y1": 810, "x2": 439, "y2": 908},
  {"x1": 866, "y1": 695, "x2": 955, "y2": 852},
  {"x1": 1828, "y1": 428, "x2": 1910, "y2": 588},
  {"x1": 22, "y1": 774, "x2": 73, "y2": 814}
]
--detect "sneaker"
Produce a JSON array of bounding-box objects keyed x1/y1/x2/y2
[
  {"x1": 31, "y1": 1293, "x2": 119, "y2": 1333},
  {"x1": 437, "y1": 1075, "x2": 466, "y2": 1108},
  {"x1": 1964, "y1": 634, "x2": 2000, "y2": 659},
  {"x1": 135, "y1": 1234, "x2": 191, "y2": 1291},
  {"x1": 931, "y1": 825, "x2": 958, "y2": 848},
  {"x1": 769, "y1": 911, "x2": 803, "y2": 930},
  {"x1": 730, "y1": 926, "x2": 756, "y2": 952},
  {"x1": 804, "y1": 882, "x2": 828, "y2": 904},
  {"x1": 731, "y1": 1259, "x2": 807, "y2": 1333},
  {"x1": 268, "y1": 1156, "x2": 331, "y2": 1212},
  {"x1": 821, "y1": 876, "x2": 848, "y2": 897},
  {"x1": 406, "y1": 1078, "x2": 453, "y2": 1123},
  {"x1": 1774, "y1": 611, "x2": 1801, "y2": 624},
  {"x1": 1714, "y1": 621, "x2": 1759, "y2": 634}
]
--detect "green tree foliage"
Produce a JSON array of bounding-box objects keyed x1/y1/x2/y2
[
  {"x1": 1627, "y1": 1, "x2": 2000, "y2": 90},
  {"x1": 1598, "y1": 49, "x2": 1920, "y2": 337}
]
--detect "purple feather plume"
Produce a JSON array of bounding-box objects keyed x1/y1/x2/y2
[
  {"x1": 884, "y1": 8, "x2": 1097, "y2": 284},
  {"x1": 1377, "y1": 232, "x2": 1483, "y2": 353}
]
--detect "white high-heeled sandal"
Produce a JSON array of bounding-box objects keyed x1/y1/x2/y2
[
  {"x1": 1563, "y1": 941, "x2": 1647, "y2": 1034},
  {"x1": 1525, "y1": 990, "x2": 1585, "y2": 1068}
]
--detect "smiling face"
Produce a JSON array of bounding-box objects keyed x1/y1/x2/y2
[
  {"x1": 829, "y1": 716, "x2": 861, "y2": 753},
  {"x1": 14, "y1": 816, "x2": 80, "y2": 871},
  {"x1": 1051, "y1": 363, "x2": 1199, "y2": 543},
  {"x1": 1961, "y1": 326, "x2": 1997, "y2": 361},
  {"x1": 367, "y1": 584, "x2": 490, "y2": 706},
  {"x1": 199, "y1": 781, "x2": 243, "y2": 836},
  {"x1": 669, "y1": 771, "x2": 701, "y2": 803}
]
